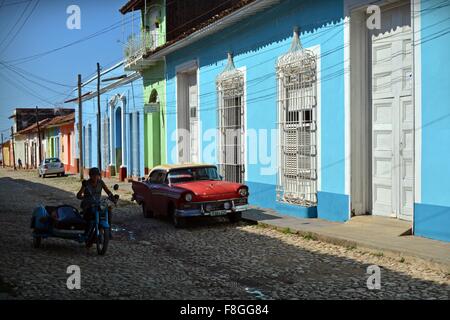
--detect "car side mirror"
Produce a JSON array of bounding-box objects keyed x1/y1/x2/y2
[
  {"x1": 219, "y1": 175, "x2": 224, "y2": 181},
  {"x1": 113, "y1": 184, "x2": 119, "y2": 191}
]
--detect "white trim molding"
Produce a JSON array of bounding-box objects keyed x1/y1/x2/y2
[
  {"x1": 312, "y1": 45, "x2": 322, "y2": 192},
  {"x1": 412, "y1": 0, "x2": 421, "y2": 204},
  {"x1": 344, "y1": 15, "x2": 351, "y2": 199},
  {"x1": 238, "y1": 66, "x2": 248, "y2": 182},
  {"x1": 197, "y1": 60, "x2": 202, "y2": 163}
]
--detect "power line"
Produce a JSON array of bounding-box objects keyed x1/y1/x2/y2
[
  {"x1": 0, "y1": 0, "x2": 32, "y2": 50},
  {"x1": 0, "y1": 61, "x2": 75, "y2": 87},
  {"x1": 0, "y1": 0, "x2": 39, "y2": 55},
  {"x1": 2, "y1": 12, "x2": 141, "y2": 66},
  {"x1": 0, "y1": 60, "x2": 69, "y2": 96},
  {"x1": 0, "y1": 0, "x2": 32, "y2": 8},
  {"x1": 1, "y1": 67, "x2": 63, "y2": 105},
  {"x1": 2, "y1": 0, "x2": 448, "y2": 114}
]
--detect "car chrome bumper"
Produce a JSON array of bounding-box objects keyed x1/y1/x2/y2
[
  {"x1": 40, "y1": 168, "x2": 65, "y2": 174},
  {"x1": 175, "y1": 204, "x2": 249, "y2": 217}
]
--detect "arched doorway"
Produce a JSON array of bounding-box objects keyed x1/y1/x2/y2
[
  {"x1": 149, "y1": 89, "x2": 158, "y2": 103},
  {"x1": 115, "y1": 106, "x2": 122, "y2": 173}
]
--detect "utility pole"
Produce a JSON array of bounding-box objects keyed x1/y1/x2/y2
[
  {"x1": 1, "y1": 133, "x2": 4, "y2": 168},
  {"x1": 96, "y1": 62, "x2": 102, "y2": 171},
  {"x1": 35, "y1": 106, "x2": 42, "y2": 165},
  {"x1": 78, "y1": 74, "x2": 84, "y2": 180},
  {"x1": 11, "y1": 126, "x2": 16, "y2": 170}
]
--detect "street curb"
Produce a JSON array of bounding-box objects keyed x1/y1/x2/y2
[{"x1": 242, "y1": 217, "x2": 450, "y2": 274}]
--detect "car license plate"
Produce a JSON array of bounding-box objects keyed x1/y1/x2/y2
[{"x1": 209, "y1": 210, "x2": 227, "y2": 216}]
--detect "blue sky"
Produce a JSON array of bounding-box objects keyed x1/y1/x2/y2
[{"x1": 0, "y1": 0, "x2": 138, "y2": 135}]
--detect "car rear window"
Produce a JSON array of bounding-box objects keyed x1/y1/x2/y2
[{"x1": 45, "y1": 158, "x2": 60, "y2": 163}]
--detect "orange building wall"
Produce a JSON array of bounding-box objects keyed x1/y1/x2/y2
[{"x1": 60, "y1": 124, "x2": 77, "y2": 174}]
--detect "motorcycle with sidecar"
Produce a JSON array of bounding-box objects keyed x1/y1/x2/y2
[{"x1": 30, "y1": 184, "x2": 120, "y2": 255}]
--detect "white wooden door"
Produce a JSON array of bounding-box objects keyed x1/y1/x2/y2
[
  {"x1": 188, "y1": 73, "x2": 199, "y2": 163},
  {"x1": 371, "y1": 3, "x2": 413, "y2": 220},
  {"x1": 372, "y1": 98, "x2": 396, "y2": 217}
]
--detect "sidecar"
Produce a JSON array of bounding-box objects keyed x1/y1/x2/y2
[{"x1": 31, "y1": 205, "x2": 87, "y2": 247}]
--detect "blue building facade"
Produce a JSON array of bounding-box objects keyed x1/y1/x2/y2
[
  {"x1": 166, "y1": 0, "x2": 347, "y2": 220},
  {"x1": 137, "y1": 0, "x2": 449, "y2": 242},
  {"x1": 74, "y1": 71, "x2": 145, "y2": 181},
  {"x1": 413, "y1": 0, "x2": 450, "y2": 242}
]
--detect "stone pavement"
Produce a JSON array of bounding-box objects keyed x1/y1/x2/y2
[
  {"x1": 243, "y1": 208, "x2": 450, "y2": 272},
  {"x1": 0, "y1": 168, "x2": 448, "y2": 299}
]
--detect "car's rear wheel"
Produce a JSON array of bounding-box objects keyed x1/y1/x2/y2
[
  {"x1": 228, "y1": 212, "x2": 242, "y2": 223},
  {"x1": 142, "y1": 203, "x2": 153, "y2": 218},
  {"x1": 168, "y1": 203, "x2": 185, "y2": 228}
]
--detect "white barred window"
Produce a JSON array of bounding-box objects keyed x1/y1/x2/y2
[
  {"x1": 276, "y1": 28, "x2": 317, "y2": 206},
  {"x1": 216, "y1": 52, "x2": 245, "y2": 183}
]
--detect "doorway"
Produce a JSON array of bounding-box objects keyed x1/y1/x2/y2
[
  {"x1": 176, "y1": 64, "x2": 199, "y2": 163},
  {"x1": 350, "y1": 1, "x2": 414, "y2": 221},
  {"x1": 115, "y1": 107, "x2": 122, "y2": 172}
]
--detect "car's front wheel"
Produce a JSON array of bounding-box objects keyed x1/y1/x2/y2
[
  {"x1": 172, "y1": 214, "x2": 186, "y2": 228},
  {"x1": 168, "y1": 203, "x2": 185, "y2": 228},
  {"x1": 228, "y1": 212, "x2": 242, "y2": 223}
]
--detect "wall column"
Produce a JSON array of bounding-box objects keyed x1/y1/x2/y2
[
  {"x1": 108, "y1": 97, "x2": 116, "y2": 177},
  {"x1": 119, "y1": 94, "x2": 127, "y2": 181},
  {"x1": 132, "y1": 111, "x2": 139, "y2": 177}
]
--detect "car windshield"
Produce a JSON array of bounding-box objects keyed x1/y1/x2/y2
[
  {"x1": 44, "y1": 158, "x2": 60, "y2": 163},
  {"x1": 168, "y1": 167, "x2": 220, "y2": 184}
]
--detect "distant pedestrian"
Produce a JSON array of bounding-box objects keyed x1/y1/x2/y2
[{"x1": 18, "y1": 158, "x2": 22, "y2": 169}]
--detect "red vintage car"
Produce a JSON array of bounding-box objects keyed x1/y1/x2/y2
[{"x1": 131, "y1": 164, "x2": 249, "y2": 227}]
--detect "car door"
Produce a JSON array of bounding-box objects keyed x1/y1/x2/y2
[
  {"x1": 149, "y1": 171, "x2": 168, "y2": 217},
  {"x1": 143, "y1": 170, "x2": 161, "y2": 214}
]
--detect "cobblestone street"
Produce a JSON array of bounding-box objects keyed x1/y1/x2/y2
[{"x1": 0, "y1": 168, "x2": 448, "y2": 300}]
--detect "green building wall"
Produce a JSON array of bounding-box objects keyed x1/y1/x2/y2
[
  {"x1": 141, "y1": 0, "x2": 167, "y2": 171},
  {"x1": 143, "y1": 61, "x2": 166, "y2": 170}
]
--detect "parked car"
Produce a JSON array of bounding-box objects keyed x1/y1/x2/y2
[
  {"x1": 131, "y1": 164, "x2": 249, "y2": 228},
  {"x1": 38, "y1": 157, "x2": 65, "y2": 178}
]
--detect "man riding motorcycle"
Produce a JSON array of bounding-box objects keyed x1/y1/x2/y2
[{"x1": 76, "y1": 167, "x2": 116, "y2": 239}]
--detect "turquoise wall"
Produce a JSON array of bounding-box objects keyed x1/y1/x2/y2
[
  {"x1": 414, "y1": 0, "x2": 450, "y2": 242},
  {"x1": 165, "y1": 0, "x2": 346, "y2": 218}
]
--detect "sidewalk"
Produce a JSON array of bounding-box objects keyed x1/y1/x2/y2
[{"x1": 243, "y1": 208, "x2": 450, "y2": 272}]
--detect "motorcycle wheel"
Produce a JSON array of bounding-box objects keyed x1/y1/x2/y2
[
  {"x1": 33, "y1": 236, "x2": 41, "y2": 248},
  {"x1": 96, "y1": 227, "x2": 109, "y2": 255}
]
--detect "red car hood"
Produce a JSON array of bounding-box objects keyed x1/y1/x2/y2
[{"x1": 174, "y1": 180, "x2": 244, "y2": 200}]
